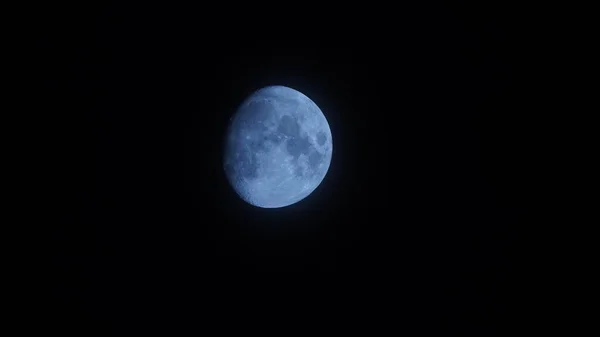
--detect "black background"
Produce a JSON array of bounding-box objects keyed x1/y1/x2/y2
[{"x1": 43, "y1": 2, "x2": 536, "y2": 335}]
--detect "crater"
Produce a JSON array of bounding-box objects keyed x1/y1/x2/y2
[
  {"x1": 308, "y1": 151, "x2": 323, "y2": 171},
  {"x1": 316, "y1": 131, "x2": 327, "y2": 146},
  {"x1": 277, "y1": 115, "x2": 300, "y2": 137},
  {"x1": 278, "y1": 114, "x2": 314, "y2": 159},
  {"x1": 286, "y1": 136, "x2": 312, "y2": 158}
]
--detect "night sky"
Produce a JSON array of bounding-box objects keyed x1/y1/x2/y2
[{"x1": 43, "y1": 2, "x2": 535, "y2": 335}]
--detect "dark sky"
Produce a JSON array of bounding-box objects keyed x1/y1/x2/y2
[{"x1": 44, "y1": 2, "x2": 534, "y2": 335}]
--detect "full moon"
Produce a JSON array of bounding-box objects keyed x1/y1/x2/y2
[{"x1": 223, "y1": 85, "x2": 333, "y2": 208}]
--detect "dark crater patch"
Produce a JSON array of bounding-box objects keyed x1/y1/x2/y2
[
  {"x1": 278, "y1": 115, "x2": 312, "y2": 159},
  {"x1": 278, "y1": 115, "x2": 300, "y2": 136},
  {"x1": 286, "y1": 137, "x2": 312, "y2": 158},
  {"x1": 308, "y1": 151, "x2": 323, "y2": 171},
  {"x1": 292, "y1": 151, "x2": 322, "y2": 178},
  {"x1": 316, "y1": 131, "x2": 327, "y2": 146}
]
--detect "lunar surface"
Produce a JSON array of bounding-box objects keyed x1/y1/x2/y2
[{"x1": 223, "y1": 85, "x2": 333, "y2": 208}]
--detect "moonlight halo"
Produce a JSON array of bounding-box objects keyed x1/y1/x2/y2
[{"x1": 223, "y1": 85, "x2": 333, "y2": 208}]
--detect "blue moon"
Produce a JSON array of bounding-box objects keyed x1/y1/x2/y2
[{"x1": 223, "y1": 85, "x2": 333, "y2": 208}]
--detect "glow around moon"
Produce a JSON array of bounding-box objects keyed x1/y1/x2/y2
[{"x1": 223, "y1": 85, "x2": 333, "y2": 208}]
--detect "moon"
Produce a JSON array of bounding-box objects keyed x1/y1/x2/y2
[{"x1": 223, "y1": 85, "x2": 333, "y2": 208}]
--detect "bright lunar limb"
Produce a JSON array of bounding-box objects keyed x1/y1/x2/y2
[{"x1": 223, "y1": 85, "x2": 333, "y2": 208}]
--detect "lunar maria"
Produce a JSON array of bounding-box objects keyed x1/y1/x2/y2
[{"x1": 223, "y1": 85, "x2": 333, "y2": 208}]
